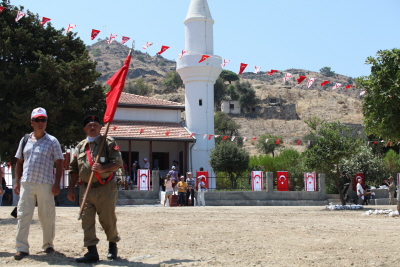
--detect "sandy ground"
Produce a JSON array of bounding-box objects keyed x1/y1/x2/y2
[{"x1": 0, "y1": 205, "x2": 399, "y2": 267}]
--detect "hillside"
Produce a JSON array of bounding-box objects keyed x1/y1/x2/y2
[{"x1": 88, "y1": 40, "x2": 365, "y2": 155}]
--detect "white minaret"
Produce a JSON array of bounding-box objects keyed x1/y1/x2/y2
[{"x1": 177, "y1": 0, "x2": 222, "y2": 182}]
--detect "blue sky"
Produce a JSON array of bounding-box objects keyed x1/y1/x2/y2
[{"x1": 10, "y1": 0, "x2": 400, "y2": 78}]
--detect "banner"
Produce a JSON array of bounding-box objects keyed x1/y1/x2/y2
[
  {"x1": 138, "y1": 169, "x2": 150, "y2": 190},
  {"x1": 196, "y1": 171, "x2": 209, "y2": 191},
  {"x1": 251, "y1": 171, "x2": 263, "y2": 191},
  {"x1": 277, "y1": 171, "x2": 289, "y2": 191},
  {"x1": 352, "y1": 172, "x2": 364, "y2": 191},
  {"x1": 304, "y1": 172, "x2": 316, "y2": 191}
]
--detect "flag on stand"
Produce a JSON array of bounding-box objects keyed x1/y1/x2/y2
[
  {"x1": 121, "y1": 36, "x2": 130, "y2": 44},
  {"x1": 40, "y1": 17, "x2": 51, "y2": 26},
  {"x1": 138, "y1": 169, "x2": 150, "y2": 190},
  {"x1": 251, "y1": 171, "x2": 264, "y2": 191},
  {"x1": 91, "y1": 29, "x2": 100, "y2": 40},
  {"x1": 104, "y1": 51, "x2": 132, "y2": 123}
]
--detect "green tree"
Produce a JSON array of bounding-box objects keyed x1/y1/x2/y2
[
  {"x1": 162, "y1": 71, "x2": 183, "y2": 93},
  {"x1": 302, "y1": 120, "x2": 362, "y2": 204},
  {"x1": 383, "y1": 149, "x2": 400, "y2": 178},
  {"x1": 214, "y1": 112, "x2": 240, "y2": 137},
  {"x1": 0, "y1": 2, "x2": 105, "y2": 163},
  {"x1": 220, "y1": 70, "x2": 239, "y2": 84},
  {"x1": 319, "y1": 66, "x2": 336, "y2": 77},
  {"x1": 210, "y1": 141, "x2": 249, "y2": 189},
  {"x1": 92, "y1": 48, "x2": 101, "y2": 57},
  {"x1": 256, "y1": 134, "x2": 283, "y2": 157},
  {"x1": 124, "y1": 78, "x2": 152, "y2": 96},
  {"x1": 357, "y1": 49, "x2": 400, "y2": 141},
  {"x1": 226, "y1": 84, "x2": 239, "y2": 100},
  {"x1": 214, "y1": 77, "x2": 226, "y2": 109}
]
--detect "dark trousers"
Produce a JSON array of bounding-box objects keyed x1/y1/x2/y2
[
  {"x1": 178, "y1": 192, "x2": 186, "y2": 205},
  {"x1": 342, "y1": 184, "x2": 350, "y2": 198},
  {"x1": 186, "y1": 189, "x2": 194, "y2": 206}
]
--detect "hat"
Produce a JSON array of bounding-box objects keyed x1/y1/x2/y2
[
  {"x1": 31, "y1": 107, "x2": 47, "y2": 119},
  {"x1": 143, "y1": 158, "x2": 148, "y2": 161},
  {"x1": 83, "y1": 115, "x2": 100, "y2": 126},
  {"x1": 180, "y1": 176, "x2": 185, "y2": 179},
  {"x1": 172, "y1": 166, "x2": 176, "y2": 170},
  {"x1": 389, "y1": 176, "x2": 394, "y2": 179},
  {"x1": 187, "y1": 172, "x2": 192, "y2": 175}
]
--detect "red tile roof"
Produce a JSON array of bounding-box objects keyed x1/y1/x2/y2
[
  {"x1": 119, "y1": 92, "x2": 185, "y2": 109},
  {"x1": 103, "y1": 120, "x2": 194, "y2": 141}
]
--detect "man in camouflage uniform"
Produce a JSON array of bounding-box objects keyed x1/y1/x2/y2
[
  {"x1": 68, "y1": 115, "x2": 123, "y2": 263},
  {"x1": 388, "y1": 176, "x2": 396, "y2": 205}
]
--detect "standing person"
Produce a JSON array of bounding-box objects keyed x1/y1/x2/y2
[
  {"x1": 68, "y1": 115, "x2": 123, "y2": 263},
  {"x1": 197, "y1": 177, "x2": 207, "y2": 207},
  {"x1": 341, "y1": 172, "x2": 351, "y2": 202},
  {"x1": 356, "y1": 179, "x2": 364, "y2": 205},
  {"x1": 177, "y1": 176, "x2": 188, "y2": 206},
  {"x1": 14, "y1": 107, "x2": 64, "y2": 260},
  {"x1": 142, "y1": 158, "x2": 150, "y2": 169},
  {"x1": 386, "y1": 176, "x2": 396, "y2": 205},
  {"x1": 131, "y1": 161, "x2": 140, "y2": 188},
  {"x1": 168, "y1": 166, "x2": 179, "y2": 195},
  {"x1": 164, "y1": 174, "x2": 173, "y2": 207},
  {"x1": 0, "y1": 168, "x2": 5, "y2": 206},
  {"x1": 186, "y1": 172, "x2": 195, "y2": 206}
]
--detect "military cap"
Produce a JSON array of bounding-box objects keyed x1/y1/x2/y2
[{"x1": 83, "y1": 115, "x2": 101, "y2": 126}]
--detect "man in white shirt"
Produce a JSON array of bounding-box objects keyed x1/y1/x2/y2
[
  {"x1": 356, "y1": 179, "x2": 364, "y2": 205},
  {"x1": 142, "y1": 158, "x2": 150, "y2": 169}
]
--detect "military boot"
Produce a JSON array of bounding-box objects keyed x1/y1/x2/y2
[
  {"x1": 75, "y1": 245, "x2": 99, "y2": 263},
  {"x1": 107, "y1": 242, "x2": 118, "y2": 260}
]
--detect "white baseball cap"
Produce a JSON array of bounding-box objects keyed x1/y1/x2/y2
[{"x1": 31, "y1": 107, "x2": 48, "y2": 119}]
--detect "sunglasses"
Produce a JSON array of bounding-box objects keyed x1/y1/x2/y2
[{"x1": 32, "y1": 118, "x2": 47, "y2": 123}]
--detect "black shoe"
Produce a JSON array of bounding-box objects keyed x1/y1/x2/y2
[
  {"x1": 45, "y1": 247, "x2": 55, "y2": 254},
  {"x1": 11, "y1": 207, "x2": 17, "y2": 218},
  {"x1": 14, "y1": 251, "x2": 29, "y2": 260},
  {"x1": 75, "y1": 245, "x2": 99, "y2": 263},
  {"x1": 107, "y1": 242, "x2": 118, "y2": 260}
]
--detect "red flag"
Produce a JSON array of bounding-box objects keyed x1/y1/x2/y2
[
  {"x1": 297, "y1": 140, "x2": 301, "y2": 145},
  {"x1": 113, "y1": 126, "x2": 117, "y2": 130},
  {"x1": 0, "y1": 7, "x2": 6, "y2": 13},
  {"x1": 268, "y1": 69, "x2": 278, "y2": 75},
  {"x1": 238, "y1": 63, "x2": 248, "y2": 74},
  {"x1": 373, "y1": 141, "x2": 379, "y2": 144},
  {"x1": 345, "y1": 85, "x2": 355, "y2": 89},
  {"x1": 165, "y1": 131, "x2": 170, "y2": 136},
  {"x1": 139, "y1": 129, "x2": 144, "y2": 134},
  {"x1": 199, "y1": 55, "x2": 210, "y2": 63},
  {"x1": 91, "y1": 29, "x2": 100, "y2": 40},
  {"x1": 121, "y1": 36, "x2": 130, "y2": 45},
  {"x1": 252, "y1": 137, "x2": 257, "y2": 140},
  {"x1": 15, "y1": 11, "x2": 26, "y2": 22},
  {"x1": 297, "y1": 76, "x2": 306, "y2": 84},
  {"x1": 275, "y1": 139, "x2": 281, "y2": 144},
  {"x1": 190, "y1": 133, "x2": 195, "y2": 138},
  {"x1": 40, "y1": 17, "x2": 51, "y2": 26},
  {"x1": 222, "y1": 136, "x2": 228, "y2": 140},
  {"x1": 157, "y1": 45, "x2": 169, "y2": 55},
  {"x1": 208, "y1": 134, "x2": 213, "y2": 140},
  {"x1": 320, "y1": 80, "x2": 330, "y2": 86},
  {"x1": 104, "y1": 52, "x2": 132, "y2": 123}
]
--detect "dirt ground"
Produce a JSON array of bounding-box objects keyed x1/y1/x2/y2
[{"x1": 0, "y1": 205, "x2": 399, "y2": 266}]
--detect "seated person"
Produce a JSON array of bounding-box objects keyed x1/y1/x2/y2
[{"x1": 363, "y1": 185, "x2": 372, "y2": 205}]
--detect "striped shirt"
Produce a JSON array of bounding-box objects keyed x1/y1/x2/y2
[{"x1": 15, "y1": 132, "x2": 64, "y2": 184}]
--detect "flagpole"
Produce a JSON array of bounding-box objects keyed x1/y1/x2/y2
[{"x1": 78, "y1": 46, "x2": 134, "y2": 220}]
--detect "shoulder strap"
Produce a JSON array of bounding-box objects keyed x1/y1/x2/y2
[{"x1": 21, "y1": 134, "x2": 30, "y2": 160}]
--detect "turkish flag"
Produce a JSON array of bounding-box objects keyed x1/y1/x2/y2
[
  {"x1": 196, "y1": 171, "x2": 209, "y2": 191},
  {"x1": 121, "y1": 36, "x2": 130, "y2": 45},
  {"x1": 346, "y1": 85, "x2": 355, "y2": 89},
  {"x1": 297, "y1": 76, "x2": 307, "y2": 84},
  {"x1": 238, "y1": 63, "x2": 248, "y2": 74},
  {"x1": 15, "y1": 11, "x2": 26, "y2": 22},
  {"x1": 0, "y1": 7, "x2": 6, "y2": 13},
  {"x1": 277, "y1": 171, "x2": 289, "y2": 191},
  {"x1": 91, "y1": 29, "x2": 100, "y2": 40},
  {"x1": 190, "y1": 133, "x2": 195, "y2": 138},
  {"x1": 104, "y1": 52, "x2": 132, "y2": 123},
  {"x1": 252, "y1": 171, "x2": 263, "y2": 191},
  {"x1": 268, "y1": 69, "x2": 278, "y2": 76},
  {"x1": 138, "y1": 169, "x2": 150, "y2": 190},
  {"x1": 320, "y1": 80, "x2": 330, "y2": 86},
  {"x1": 208, "y1": 134, "x2": 213, "y2": 140},
  {"x1": 352, "y1": 172, "x2": 364, "y2": 192},
  {"x1": 222, "y1": 136, "x2": 228, "y2": 140},
  {"x1": 199, "y1": 55, "x2": 210, "y2": 63},
  {"x1": 157, "y1": 45, "x2": 170, "y2": 55},
  {"x1": 275, "y1": 139, "x2": 281, "y2": 144},
  {"x1": 40, "y1": 17, "x2": 51, "y2": 26}
]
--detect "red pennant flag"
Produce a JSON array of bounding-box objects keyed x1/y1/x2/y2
[
  {"x1": 165, "y1": 131, "x2": 170, "y2": 136},
  {"x1": 91, "y1": 29, "x2": 100, "y2": 40},
  {"x1": 157, "y1": 45, "x2": 170, "y2": 55},
  {"x1": 15, "y1": 11, "x2": 26, "y2": 22},
  {"x1": 268, "y1": 69, "x2": 278, "y2": 76},
  {"x1": 297, "y1": 76, "x2": 306, "y2": 84},
  {"x1": 65, "y1": 23, "x2": 76, "y2": 33},
  {"x1": 208, "y1": 134, "x2": 213, "y2": 140},
  {"x1": 190, "y1": 133, "x2": 195, "y2": 138},
  {"x1": 275, "y1": 139, "x2": 281, "y2": 144},
  {"x1": 40, "y1": 17, "x2": 51, "y2": 26},
  {"x1": 297, "y1": 140, "x2": 301, "y2": 145},
  {"x1": 107, "y1": 33, "x2": 117, "y2": 44},
  {"x1": 238, "y1": 63, "x2": 248, "y2": 74},
  {"x1": 121, "y1": 36, "x2": 130, "y2": 45},
  {"x1": 199, "y1": 55, "x2": 210, "y2": 63},
  {"x1": 104, "y1": 52, "x2": 132, "y2": 123},
  {"x1": 113, "y1": 126, "x2": 117, "y2": 130},
  {"x1": 373, "y1": 141, "x2": 379, "y2": 144},
  {"x1": 139, "y1": 129, "x2": 144, "y2": 134},
  {"x1": 252, "y1": 137, "x2": 257, "y2": 140},
  {"x1": 142, "y1": 42, "x2": 153, "y2": 49},
  {"x1": 222, "y1": 136, "x2": 228, "y2": 140},
  {"x1": 0, "y1": 7, "x2": 6, "y2": 13},
  {"x1": 320, "y1": 80, "x2": 330, "y2": 86},
  {"x1": 345, "y1": 85, "x2": 355, "y2": 89}
]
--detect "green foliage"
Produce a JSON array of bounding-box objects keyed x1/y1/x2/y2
[
  {"x1": 219, "y1": 70, "x2": 239, "y2": 84},
  {"x1": 214, "y1": 77, "x2": 226, "y2": 108},
  {"x1": 226, "y1": 84, "x2": 239, "y2": 100},
  {"x1": 210, "y1": 141, "x2": 250, "y2": 189},
  {"x1": 124, "y1": 78, "x2": 153, "y2": 96},
  {"x1": 357, "y1": 48, "x2": 400, "y2": 141},
  {"x1": 256, "y1": 134, "x2": 283, "y2": 157},
  {"x1": 92, "y1": 48, "x2": 101, "y2": 57},
  {"x1": 302, "y1": 132, "x2": 319, "y2": 148},
  {"x1": 0, "y1": 2, "x2": 105, "y2": 163},
  {"x1": 319, "y1": 66, "x2": 336, "y2": 77},
  {"x1": 103, "y1": 61, "x2": 109, "y2": 66},
  {"x1": 162, "y1": 71, "x2": 183, "y2": 93},
  {"x1": 136, "y1": 55, "x2": 145, "y2": 62},
  {"x1": 159, "y1": 60, "x2": 166, "y2": 66},
  {"x1": 214, "y1": 112, "x2": 240, "y2": 137},
  {"x1": 383, "y1": 149, "x2": 400, "y2": 178}
]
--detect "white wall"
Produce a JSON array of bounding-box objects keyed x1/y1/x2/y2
[{"x1": 115, "y1": 107, "x2": 182, "y2": 123}]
